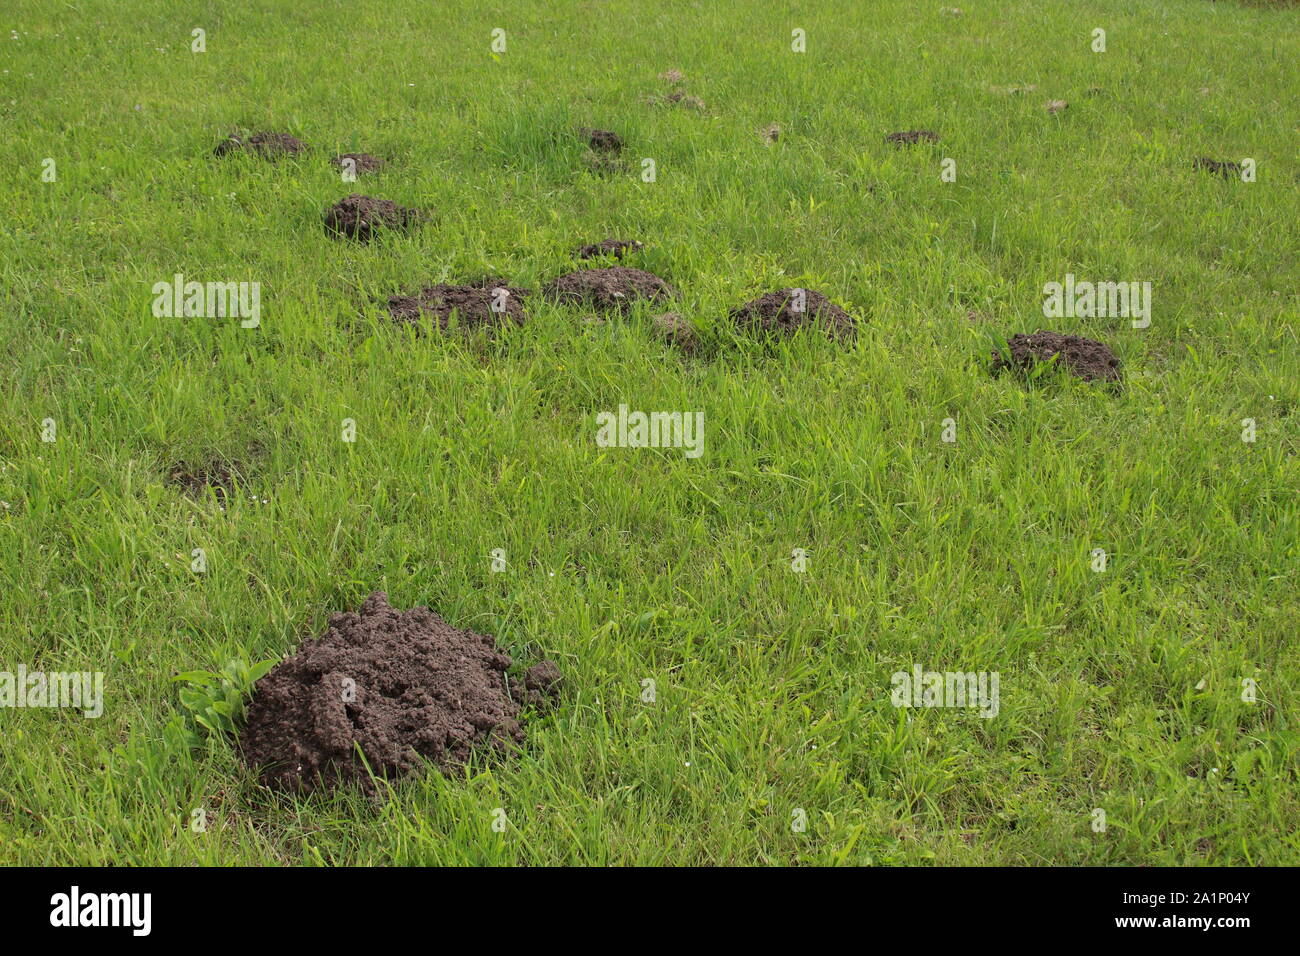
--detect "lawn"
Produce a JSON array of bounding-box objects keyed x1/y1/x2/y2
[{"x1": 1, "y1": 0, "x2": 1296, "y2": 865}]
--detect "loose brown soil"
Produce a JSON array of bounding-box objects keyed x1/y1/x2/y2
[
  {"x1": 1193, "y1": 157, "x2": 1243, "y2": 179},
  {"x1": 653, "y1": 312, "x2": 699, "y2": 353},
  {"x1": 885, "y1": 130, "x2": 940, "y2": 146},
  {"x1": 583, "y1": 151, "x2": 628, "y2": 175},
  {"x1": 332, "y1": 153, "x2": 385, "y2": 175},
  {"x1": 387, "y1": 279, "x2": 529, "y2": 330},
  {"x1": 214, "y1": 131, "x2": 305, "y2": 159},
  {"x1": 576, "y1": 239, "x2": 644, "y2": 260},
  {"x1": 167, "y1": 460, "x2": 238, "y2": 500},
  {"x1": 579, "y1": 127, "x2": 623, "y2": 153},
  {"x1": 728, "y1": 288, "x2": 856, "y2": 342},
  {"x1": 990, "y1": 331, "x2": 1122, "y2": 383},
  {"x1": 544, "y1": 267, "x2": 678, "y2": 313},
  {"x1": 664, "y1": 91, "x2": 706, "y2": 110},
  {"x1": 240, "y1": 591, "x2": 561, "y2": 792},
  {"x1": 323, "y1": 194, "x2": 421, "y2": 241}
]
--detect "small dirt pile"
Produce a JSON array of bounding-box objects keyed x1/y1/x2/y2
[
  {"x1": 332, "y1": 153, "x2": 385, "y2": 175},
  {"x1": 544, "y1": 267, "x2": 677, "y2": 313},
  {"x1": 214, "y1": 131, "x2": 305, "y2": 159},
  {"x1": 1193, "y1": 157, "x2": 1242, "y2": 180},
  {"x1": 240, "y1": 592, "x2": 561, "y2": 792},
  {"x1": 885, "y1": 130, "x2": 940, "y2": 146},
  {"x1": 323, "y1": 194, "x2": 421, "y2": 241},
  {"x1": 387, "y1": 279, "x2": 529, "y2": 330},
  {"x1": 579, "y1": 127, "x2": 623, "y2": 153},
  {"x1": 990, "y1": 331, "x2": 1122, "y2": 383},
  {"x1": 729, "y1": 288, "x2": 855, "y2": 341},
  {"x1": 167, "y1": 460, "x2": 238, "y2": 500},
  {"x1": 653, "y1": 312, "x2": 700, "y2": 353},
  {"x1": 576, "y1": 239, "x2": 644, "y2": 260}
]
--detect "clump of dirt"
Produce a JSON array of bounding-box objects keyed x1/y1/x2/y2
[
  {"x1": 323, "y1": 194, "x2": 421, "y2": 241},
  {"x1": 990, "y1": 331, "x2": 1122, "y2": 384},
  {"x1": 653, "y1": 312, "x2": 699, "y2": 353},
  {"x1": 544, "y1": 267, "x2": 678, "y2": 313},
  {"x1": 576, "y1": 238, "x2": 644, "y2": 260},
  {"x1": 885, "y1": 129, "x2": 940, "y2": 146},
  {"x1": 1193, "y1": 157, "x2": 1242, "y2": 179},
  {"x1": 387, "y1": 279, "x2": 528, "y2": 331},
  {"x1": 577, "y1": 129, "x2": 627, "y2": 174},
  {"x1": 332, "y1": 153, "x2": 385, "y2": 175},
  {"x1": 729, "y1": 288, "x2": 856, "y2": 342},
  {"x1": 579, "y1": 127, "x2": 623, "y2": 153},
  {"x1": 239, "y1": 591, "x2": 561, "y2": 792},
  {"x1": 584, "y1": 152, "x2": 628, "y2": 175},
  {"x1": 660, "y1": 90, "x2": 706, "y2": 110},
  {"x1": 649, "y1": 71, "x2": 700, "y2": 107},
  {"x1": 214, "y1": 131, "x2": 306, "y2": 159},
  {"x1": 1045, "y1": 99, "x2": 1069, "y2": 115},
  {"x1": 167, "y1": 460, "x2": 238, "y2": 500}
]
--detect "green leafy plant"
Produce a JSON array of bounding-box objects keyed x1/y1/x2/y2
[{"x1": 173, "y1": 658, "x2": 276, "y2": 749}]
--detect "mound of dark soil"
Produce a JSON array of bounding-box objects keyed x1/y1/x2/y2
[
  {"x1": 214, "y1": 131, "x2": 305, "y2": 159},
  {"x1": 388, "y1": 279, "x2": 529, "y2": 330},
  {"x1": 240, "y1": 591, "x2": 561, "y2": 792},
  {"x1": 323, "y1": 194, "x2": 421, "y2": 241},
  {"x1": 653, "y1": 312, "x2": 699, "y2": 353},
  {"x1": 579, "y1": 127, "x2": 623, "y2": 153},
  {"x1": 885, "y1": 130, "x2": 940, "y2": 146},
  {"x1": 576, "y1": 239, "x2": 644, "y2": 260},
  {"x1": 544, "y1": 267, "x2": 678, "y2": 313},
  {"x1": 167, "y1": 461, "x2": 237, "y2": 500},
  {"x1": 332, "y1": 153, "x2": 385, "y2": 175},
  {"x1": 990, "y1": 331, "x2": 1122, "y2": 383},
  {"x1": 729, "y1": 288, "x2": 856, "y2": 341},
  {"x1": 667, "y1": 91, "x2": 705, "y2": 107},
  {"x1": 1193, "y1": 157, "x2": 1242, "y2": 179}
]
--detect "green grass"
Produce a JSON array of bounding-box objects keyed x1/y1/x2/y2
[{"x1": 1, "y1": 0, "x2": 1296, "y2": 866}]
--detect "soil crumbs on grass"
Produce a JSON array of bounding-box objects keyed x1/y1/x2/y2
[
  {"x1": 214, "y1": 131, "x2": 306, "y2": 159},
  {"x1": 729, "y1": 288, "x2": 856, "y2": 342},
  {"x1": 240, "y1": 591, "x2": 561, "y2": 793},
  {"x1": 991, "y1": 331, "x2": 1122, "y2": 383},
  {"x1": 1193, "y1": 157, "x2": 1243, "y2": 179},
  {"x1": 388, "y1": 279, "x2": 528, "y2": 330},
  {"x1": 324, "y1": 194, "x2": 421, "y2": 241},
  {"x1": 885, "y1": 129, "x2": 940, "y2": 146},
  {"x1": 167, "y1": 461, "x2": 238, "y2": 501},
  {"x1": 579, "y1": 127, "x2": 623, "y2": 153},
  {"x1": 332, "y1": 153, "x2": 385, "y2": 175},
  {"x1": 576, "y1": 238, "x2": 644, "y2": 260},
  {"x1": 653, "y1": 312, "x2": 700, "y2": 353},
  {"x1": 544, "y1": 267, "x2": 678, "y2": 313}
]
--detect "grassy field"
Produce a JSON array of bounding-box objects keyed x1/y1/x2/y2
[{"x1": 1, "y1": 0, "x2": 1297, "y2": 866}]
